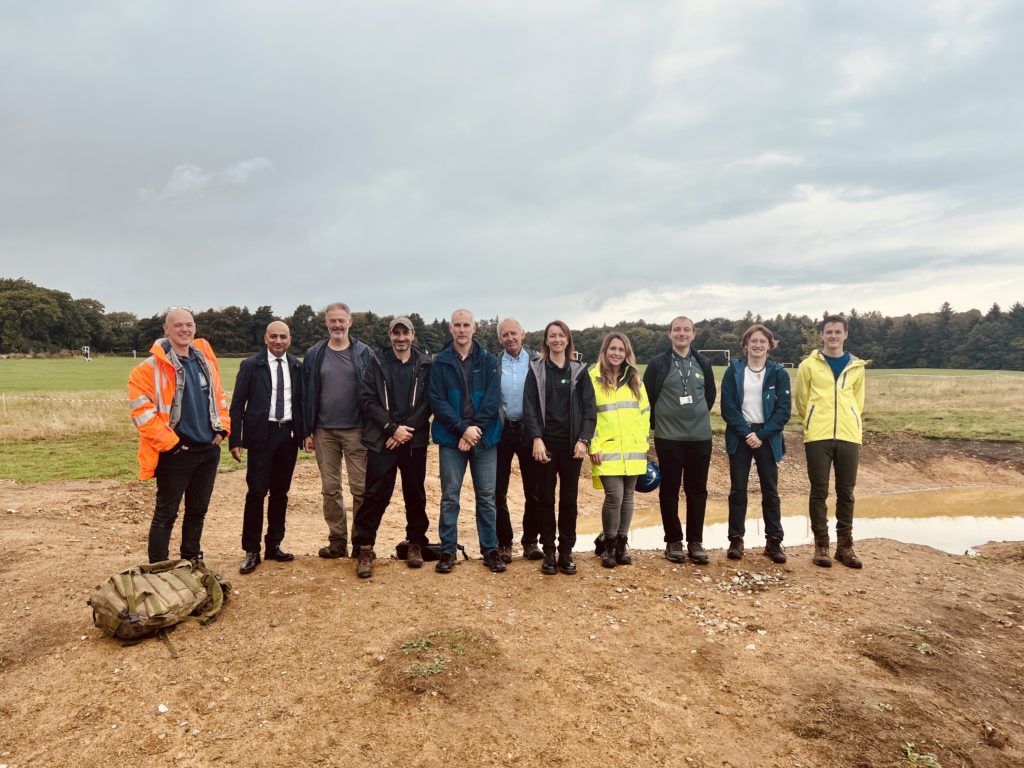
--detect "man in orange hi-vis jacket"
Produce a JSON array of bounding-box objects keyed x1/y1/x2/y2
[{"x1": 129, "y1": 307, "x2": 230, "y2": 563}]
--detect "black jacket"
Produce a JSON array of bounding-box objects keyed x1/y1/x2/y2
[
  {"x1": 522, "y1": 358, "x2": 597, "y2": 446},
  {"x1": 359, "y1": 346, "x2": 433, "y2": 453},
  {"x1": 228, "y1": 351, "x2": 304, "y2": 449},
  {"x1": 301, "y1": 336, "x2": 375, "y2": 437},
  {"x1": 642, "y1": 348, "x2": 717, "y2": 430}
]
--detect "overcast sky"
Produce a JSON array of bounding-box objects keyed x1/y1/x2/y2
[{"x1": 2, "y1": 1, "x2": 1023, "y2": 330}]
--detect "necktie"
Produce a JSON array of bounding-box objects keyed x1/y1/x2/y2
[{"x1": 275, "y1": 358, "x2": 285, "y2": 421}]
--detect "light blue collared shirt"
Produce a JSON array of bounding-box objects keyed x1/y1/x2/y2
[{"x1": 500, "y1": 348, "x2": 531, "y2": 420}]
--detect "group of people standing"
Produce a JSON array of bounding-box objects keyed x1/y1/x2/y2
[{"x1": 128, "y1": 306, "x2": 868, "y2": 578}]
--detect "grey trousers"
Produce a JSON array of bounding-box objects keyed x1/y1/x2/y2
[
  {"x1": 313, "y1": 427, "x2": 367, "y2": 546},
  {"x1": 600, "y1": 475, "x2": 637, "y2": 539}
]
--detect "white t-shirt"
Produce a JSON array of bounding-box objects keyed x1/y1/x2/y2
[{"x1": 741, "y1": 367, "x2": 765, "y2": 424}]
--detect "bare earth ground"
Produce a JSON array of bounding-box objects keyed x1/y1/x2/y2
[{"x1": 1, "y1": 434, "x2": 1023, "y2": 768}]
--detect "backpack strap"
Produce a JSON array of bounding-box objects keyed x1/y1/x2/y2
[{"x1": 457, "y1": 543, "x2": 469, "y2": 561}]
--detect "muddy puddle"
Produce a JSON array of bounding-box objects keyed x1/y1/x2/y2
[{"x1": 580, "y1": 486, "x2": 1024, "y2": 555}]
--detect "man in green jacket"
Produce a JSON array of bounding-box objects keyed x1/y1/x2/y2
[{"x1": 794, "y1": 315, "x2": 869, "y2": 569}]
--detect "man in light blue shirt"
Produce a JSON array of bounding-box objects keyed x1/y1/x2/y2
[{"x1": 495, "y1": 317, "x2": 542, "y2": 561}]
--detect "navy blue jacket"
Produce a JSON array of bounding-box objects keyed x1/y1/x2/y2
[
  {"x1": 228, "y1": 351, "x2": 304, "y2": 449},
  {"x1": 720, "y1": 359, "x2": 791, "y2": 462},
  {"x1": 428, "y1": 340, "x2": 502, "y2": 449},
  {"x1": 301, "y1": 337, "x2": 374, "y2": 437}
]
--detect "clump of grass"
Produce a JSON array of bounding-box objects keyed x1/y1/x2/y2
[
  {"x1": 399, "y1": 628, "x2": 491, "y2": 681},
  {"x1": 902, "y1": 742, "x2": 942, "y2": 767}
]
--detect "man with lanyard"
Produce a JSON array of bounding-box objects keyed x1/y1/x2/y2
[
  {"x1": 643, "y1": 315, "x2": 717, "y2": 565},
  {"x1": 795, "y1": 314, "x2": 869, "y2": 569},
  {"x1": 352, "y1": 316, "x2": 433, "y2": 578},
  {"x1": 494, "y1": 317, "x2": 542, "y2": 562},
  {"x1": 129, "y1": 307, "x2": 230, "y2": 563},
  {"x1": 229, "y1": 320, "x2": 305, "y2": 575}
]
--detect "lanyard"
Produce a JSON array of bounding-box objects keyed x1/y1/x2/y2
[{"x1": 671, "y1": 352, "x2": 692, "y2": 395}]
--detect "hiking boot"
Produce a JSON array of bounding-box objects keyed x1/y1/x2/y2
[
  {"x1": 318, "y1": 542, "x2": 348, "y2": 559},
  {"x1": 239, "y1": 551, "x2": 260, "y2": 574},
  {"x1": 615, "y1": 535, "x2": 632, "y2": 566},
  {"x1": 435, "y1": 552, "x2": 456, "y2": 574},
  {"x1": 687, "y1": 541, "x2": 709, "y2": 565},
  {"x1": 265, "y1": 546, "x2": 294, "y2": 562},
  {"x1": 812, "y1": 537, "x2": 832, "y2": 568},
  {"x1": 665, "y1": 541, "x2": 685, "y2": 563},
  {"x1": 727, "y1": 537, "x2": 744, "y2": 561},
  {"x1": 356, "y1": 545, "x2": 374, "y2": 579},
  {"x1": 498, "y1": 545, "x2": 513, "y2": 564},
  {"x1": 594, "y1": 533, "x2": 607, "y2": 556},
  {"x1": 557, "y1": 551, "x2": 577, "y2": 575},
  {"x1": 541, "y1": 549, "x2": 558, "y2": 576},
  {"x1": 601, "y1": 538, "x2": 617, "y2": 569},
  {"x1": 765, "y1": 538, "x2": 787, "y2": 564},
  {"x1": 522, "y1": 542, "x2": 544, "y2": 561},
  {"x1": 406, "y1": 542, "x2": 424, "y2": 569},
  {"x1": 834, "y1": 538, "x2": 863, "y2": 569},
  {"x1": 483, "y1": 548, "x2": 507, "y2": 573}
]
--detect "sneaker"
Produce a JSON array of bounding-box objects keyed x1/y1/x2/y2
[
  {"x1": 764, "y1": 538, "x2": 787, "y2": 564},
  {"x1": 318, "y1": 542, "x2": 348, "y2": 559},
  {"x1": 498, "y1": 545, "x2": 513, "y2": 564},
  {"x1": 541, "y1": 550, "x2": 558, "y2": 576},
  {"x1": 727, "y1": 537, "x2": 744, "y2": 561},
  {"x1": 435, "y1": 552, "x2": 456, "y2": 574},
  {"x1": 557, "y1": 551, "x2": 577, "y2": 575},
  {"x1": 406, "y1": 542, "x2": 424, "y2": 569},
  {"x1": 665, "y1": 541, "x2": 685, "y2": 563},
  {"x1": 483, "y1": 548, "x2": 507, "y2": 573},
  {"x1": 522, "y1": 542, "x2": 544, "y2": 561},
  {"x1": 356, "y1": 545, "x2": 374, "y2": 579},
  {"x1": 687, "y1": 541, "x2": 710, "y2": 565}
]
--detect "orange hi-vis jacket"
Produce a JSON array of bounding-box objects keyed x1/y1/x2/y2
[{"x1": 128, "y1": 338, "x2": 230, "y2": 480}]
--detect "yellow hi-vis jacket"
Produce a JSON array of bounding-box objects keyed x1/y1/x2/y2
[
  {"x1": 589, "y1": 365, "x2": 651, "y2": 488},
  {"x1": 128, "y1": 338, "x2": 230, "y2": 480},
  {"x1": 794, "y1": 350, "x2": 868, "y2": 444}
]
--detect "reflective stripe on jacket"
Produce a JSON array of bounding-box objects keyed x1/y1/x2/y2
[
  {"x1": 794, "y1": 350, "x2": 868, "y2": 444},
  {"x1": 588, "y1": 365, "x2": 650, "y2": 489},
  {"x1": 128, "y1": 338, "x2": 230, "y2": 480}
]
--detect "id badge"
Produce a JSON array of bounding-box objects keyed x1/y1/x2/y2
[{"x1": 679, "y1": 395, "x2": 693, "y2": 405}]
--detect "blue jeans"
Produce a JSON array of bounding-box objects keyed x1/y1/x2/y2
[{"x1": 439, "y1": 444, "x2": 498, "y2": 555}]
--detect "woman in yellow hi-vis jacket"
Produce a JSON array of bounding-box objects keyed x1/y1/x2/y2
[{"x1": 589, "y1": 332, "x2": 650, "y2": 568}]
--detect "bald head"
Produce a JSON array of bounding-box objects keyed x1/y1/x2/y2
[{"x1": 265, "y1": 320, "x2": 292, "y2": 357}]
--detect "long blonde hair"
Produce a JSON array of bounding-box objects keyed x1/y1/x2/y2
[{"x1": 598, "y1": 332, "x2": 641, "y2": 399}]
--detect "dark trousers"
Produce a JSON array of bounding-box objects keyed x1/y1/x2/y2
[
  {"x1": 727, "y1": 436, "x2": 782, "y2": 540},
  {"x1": 241, "y1": 425, "x2": 299, "y2": 553},
  {"x1": 149, "y1": 444, "x2": 220, "y2": 562},
  {"x1": 654, "y1": 437, "x2": 712, "y2": 543},
  {"x1": 495, "y1": 421, "x2": 540, "y2": 547},
  {"x1": 805, "y1": 439, "x2": 860, "y2": 540},
  {"x1": 536, "y1": 446, "x2": 582, "y2": 553},
  {"x1": 352, "y1": 443, "x2": 429, "y2": 549}
]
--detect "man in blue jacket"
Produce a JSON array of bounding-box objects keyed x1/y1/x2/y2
[{"x1": 428, "y1": 308, "x2": 506, "y2": 574}]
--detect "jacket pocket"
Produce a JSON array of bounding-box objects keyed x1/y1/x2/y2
[
  {"x1": 804, "y1": 404, "x2": 815, "y2": 430},
  {"x1": 849, "y1": 405, "x2": 861, "y2": 430}
]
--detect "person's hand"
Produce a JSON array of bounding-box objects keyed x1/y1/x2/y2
[
  {"x1": 385, "y1": 436, "x2": 401, "y2": 451},
  {"x1": 745, "y1": 433, "x2": 762, "y2": 449},
  {"x1": 230, "y1": 447, "x2": 243, "y2": 462},
  {"x1": 304, "y1": 436, "x2": 315, "y2": 453},
  {"x1": 458, "y1": 437, "x2": 473, "y2": 452},
  {"x1": 462, "y1": 426, "x2": 482, "y2": 446},
  {"x1": 393, "y1": 425, "x2": 414, "y2": 444},
  {"x1": 532, "y1": 438, "x2": 549, "y2": 463},
  {"x1": 590, "y1": 451, "x2": 602, "y2": 466},
  {"x1": 573, "y1": 440, "x2": 588, "y2": 460},
  {"x1": 213, "y1": 434, "x2": 223, "y2": 447}
]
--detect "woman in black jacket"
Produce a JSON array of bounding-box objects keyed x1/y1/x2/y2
[{"x1": 523, "y1": 320, "x2": 597, "y2": 575}]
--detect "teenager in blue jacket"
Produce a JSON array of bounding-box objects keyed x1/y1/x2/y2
[{"x1": 720, "y1": 325, "x2": 791, "y2": 563}]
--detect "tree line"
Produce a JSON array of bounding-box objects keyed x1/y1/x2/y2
[{"x1": 2, "y1": 278, "x2": 1023, "y2": 369}]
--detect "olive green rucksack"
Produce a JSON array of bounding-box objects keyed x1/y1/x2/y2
[{"x1": 88, "y1": 559, "x2": 229, "y2": 656}]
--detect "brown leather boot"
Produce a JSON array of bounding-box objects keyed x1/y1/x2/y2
[
  {"x1": 356, "y1": 545, "x2": 374, "y2": 578},
  {"x1": 406, "y1": 542, "x2": 424, "y2": 569},
  {"x1": 834, "y1": 537, "x2": 863, "y2": 569},
  {"x1": 812, "y1": 537, "x2": 832, "y2": 568}
]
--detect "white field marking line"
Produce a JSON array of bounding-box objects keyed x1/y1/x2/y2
[{"x1": 870, "y1": 372, "x2": 1024, "y2": 380}]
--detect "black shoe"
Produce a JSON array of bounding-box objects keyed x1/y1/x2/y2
[
  {"x1": 614, "y1": 535, "x2": 632, "y2": 566},
  {"x1": 498, "y1": 545, "x2": 513, "y2": 564},
  {"x1": 665, "y1": 541, "x2": 685, "y2": 563},
  {"x1": 239, "y1": 552, "x2": 260, "y2": 574},
  {"x1": 435, "y1": 552, "x2": 456, "y2": 574},
  {"x1": 318, "y1": 542, "x2": 347, "y2": 559},
  {"x1": 265, "y1": 547, "x2": 294, "y2": 562},
  {"x1": 727, "y1": 537, "x2": 744, "y2": 561},
  {"x1": 541, "y1": 550, "x2": 558, "y2": 575},
  {"x1": 557, "y1": 551, "x2": 577, "y2": 575},
  {"x1": 483, "y1": 548, "x2": 507, "y2": 573},
  {"x1": 601, "y1": 539, "x2": 617, "y2": 568},
  {"x1": 765, "y1": 538, "x2": 787, "y2": 564},
  {"x1": 523, "y1": 542, "x2": 544, "y2": 561},
  {"x1": 687, "y1": 541, "x2": 709, "y2": 565}
]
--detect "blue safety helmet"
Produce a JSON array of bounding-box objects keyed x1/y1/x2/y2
[{"x1": 635, "y1": 461, "x2": 661, "y2": 493}]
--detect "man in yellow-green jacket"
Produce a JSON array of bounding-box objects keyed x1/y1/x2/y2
[{"x1": 794, "y1": 315, "x2": 869, "y2": 569}]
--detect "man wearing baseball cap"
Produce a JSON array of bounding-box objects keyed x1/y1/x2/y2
[{"x1": 351, "y1": 316, "x2": 434, "y2": 578}]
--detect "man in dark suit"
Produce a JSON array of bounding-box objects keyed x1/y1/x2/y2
[{"x1": 229, "y1": 320, "x2": 305, "y2": 574}]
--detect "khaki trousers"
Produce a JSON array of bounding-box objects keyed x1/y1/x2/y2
[{"x1": 313, "y1": 427, "x2": 367, "y2": 546}]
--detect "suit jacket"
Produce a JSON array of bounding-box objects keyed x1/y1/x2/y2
[{"x1": 229, "y1": 350, "x2": 304, "y2": 450}]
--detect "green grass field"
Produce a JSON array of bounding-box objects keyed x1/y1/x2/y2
[{"x1": 2, "y1": 357, "x2": 1023, "y2": 482}]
